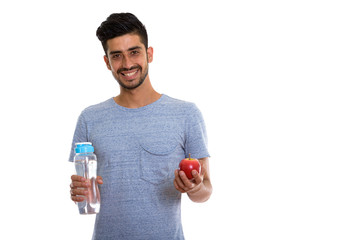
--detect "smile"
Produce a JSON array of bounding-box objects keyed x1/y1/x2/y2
[{"x1": 121, "y1": 69, "x2": 138, "y2": 77}]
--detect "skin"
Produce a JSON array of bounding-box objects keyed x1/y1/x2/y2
[
  {"x1": 70, "y1": 33, "x2": 212, "y2": 203},
  {"x1": 174, "y1": 157, "x2": 212, "y2": 203}
]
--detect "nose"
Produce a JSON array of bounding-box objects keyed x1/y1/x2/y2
[{"x1": 122, "y1": 55, "x2": 133, "y2": 69}]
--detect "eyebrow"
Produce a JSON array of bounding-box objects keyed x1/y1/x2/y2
[{"x1": 109, "y1": 46, "x2": 142, "y2": 55}]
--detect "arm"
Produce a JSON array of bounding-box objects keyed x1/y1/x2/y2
[{"x1": 174, "y1": 157, "x2": 212, "y2": 203}]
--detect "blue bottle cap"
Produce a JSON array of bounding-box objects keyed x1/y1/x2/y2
[{"x1": 75, "y1": 142, "x2": 94, "y2": 153}]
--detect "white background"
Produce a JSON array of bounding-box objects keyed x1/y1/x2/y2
[{"x1": 1, "y1": 0, "x2": 360, "y2": 239}]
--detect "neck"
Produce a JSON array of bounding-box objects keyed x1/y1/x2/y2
[{"x1": 113, "y1": 77, "x2": 161, "y2": 108}]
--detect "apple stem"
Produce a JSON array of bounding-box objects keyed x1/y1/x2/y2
[{"x1": 189, "y1": 153, "x2": 191, "y2": 160}]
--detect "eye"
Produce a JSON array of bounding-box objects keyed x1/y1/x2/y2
[
  {"x1": 112, "y1": 54, "x2": 121, "y2": 59},
  {"x1": 130, "y1": 50, "x2": 139, "y2": 55}
]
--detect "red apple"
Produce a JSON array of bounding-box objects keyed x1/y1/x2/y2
[{"x1": 179, "y1": 154, "x2": 201, "y2": 180}]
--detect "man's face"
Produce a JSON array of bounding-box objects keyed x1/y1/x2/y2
[{"x1": 104, "y1": 34, "x2": 153, "y2": 90}]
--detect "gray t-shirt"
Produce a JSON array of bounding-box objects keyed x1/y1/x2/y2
[{"x1": 69, "y1": 94, "x2": 209, "y2": 240}]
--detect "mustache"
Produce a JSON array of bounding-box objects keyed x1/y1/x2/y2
[{"x1": 117, "y1": 65, "x2": 141, "y2": 74}]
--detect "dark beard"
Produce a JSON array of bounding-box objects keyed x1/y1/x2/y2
[{"x1": 116, "y1": 64, "x2": 149, "y2": 90}]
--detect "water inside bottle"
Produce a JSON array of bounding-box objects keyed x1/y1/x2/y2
[{"x1": 75, "y1": 159, "x2": 100, "y2": 214}]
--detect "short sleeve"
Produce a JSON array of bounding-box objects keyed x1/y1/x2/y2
[
  {"x1": 185, "y1": 104, "x2": 210, "y2": 159},
  {"x1": 68, "y1": 113, "x2": 88, "y2": 162}
]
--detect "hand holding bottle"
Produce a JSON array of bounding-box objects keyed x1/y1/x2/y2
[
  {"x1": 71, "y1": 142, "x2": 102, "y2": 214},
  {"x1": 70, "y1": 175, "x2": 103, "y2": 202}
]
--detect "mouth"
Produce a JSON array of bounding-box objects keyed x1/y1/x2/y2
[
  {"x1": 121, "y1": 69, "x2": 138, "y2": 77},
  {"x1": 118, "y1": 66, "x2": 141, "y2": 81}
]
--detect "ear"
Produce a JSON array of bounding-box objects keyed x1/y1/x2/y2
[
  {"x1": 147, "y1": 47, "x2": 154, "y2": 63},
  {"x1": 104, "y1": 55, "x2": 111, "y2": 70}
]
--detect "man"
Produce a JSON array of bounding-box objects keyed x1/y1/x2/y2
[{"x1": 69, "y1": 13, "x2": 212, "y2": 239}]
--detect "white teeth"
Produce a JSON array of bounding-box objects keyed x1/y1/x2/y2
[{"x1": 123, "y1": 71, "x2": 137, "y2": 76}]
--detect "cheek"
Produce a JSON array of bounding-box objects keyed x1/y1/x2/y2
[{"x1": 108, "y1": 61, "x2": 119, "y2": 71}]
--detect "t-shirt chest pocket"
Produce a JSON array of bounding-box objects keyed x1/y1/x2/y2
[{"x1": 139, "y1": 135, "x2": 184, "y2": 185}]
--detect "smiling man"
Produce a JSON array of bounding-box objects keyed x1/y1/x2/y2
[
  {"x1": 106, "y1": 38, "x2": 150, "y2": 90},
  {"x1": 69, "y1": 13, "x2": 212, "y2": 239}
]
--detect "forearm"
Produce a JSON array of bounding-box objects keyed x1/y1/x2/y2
[{"x1": 187, "y1": 179, "x2": 212, "y2": 203}]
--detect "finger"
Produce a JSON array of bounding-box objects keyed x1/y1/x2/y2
[
  {"x1": 173, "y1": 179, "x2": 186, "y2": 193},
  {"x1": 70, "y1": 188, "x2": 87, "y2": 202},
  {"x1": 174, "y1": 170, "x2": 187, "y2": 190},
  {"x1": 179, "y1": 171, "x2": 195, "y2": 189},
  {"x1": 71, "y1": 195, "x2": 85, "y2": 202},
  {"x1": 70, "y1": 181, "x2": 90, "y2": 188},
  {"x1": 192, "y1": 170, "x2": 202, "y2": 185},
  {"x1": 71, "y1": 188, "x2": 89, "y2": 196},
  {"x1": 71, "y1": 175, "x2": 86, "y2": 182}
]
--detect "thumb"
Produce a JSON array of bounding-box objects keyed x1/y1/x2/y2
[
  {"x1": 192, "y1": 170, "x2": 202, "y2": 185},
  {"x1": 97, "y1": 176, "x2": 103, "y2": 184}
]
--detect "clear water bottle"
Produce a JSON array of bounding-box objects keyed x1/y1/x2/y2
[{"x1": 74, "y1": 142, "x2": 101, "y2": 214}]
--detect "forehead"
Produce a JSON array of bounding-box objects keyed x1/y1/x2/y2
[{"x1": 106, "y1": 33, "x2": 145, "y2": 53}]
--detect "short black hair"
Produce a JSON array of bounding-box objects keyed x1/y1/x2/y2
[{"x1": 96, "y1": 13, "x2": 148, "y2": 54}]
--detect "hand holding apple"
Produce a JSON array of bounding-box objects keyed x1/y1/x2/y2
[
  {"x1": 179, "y1": 153, "x2": 201, "y2": 180},
  {"x1": 175, "y1": 156, "x2": 212, "y2": 202}
]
